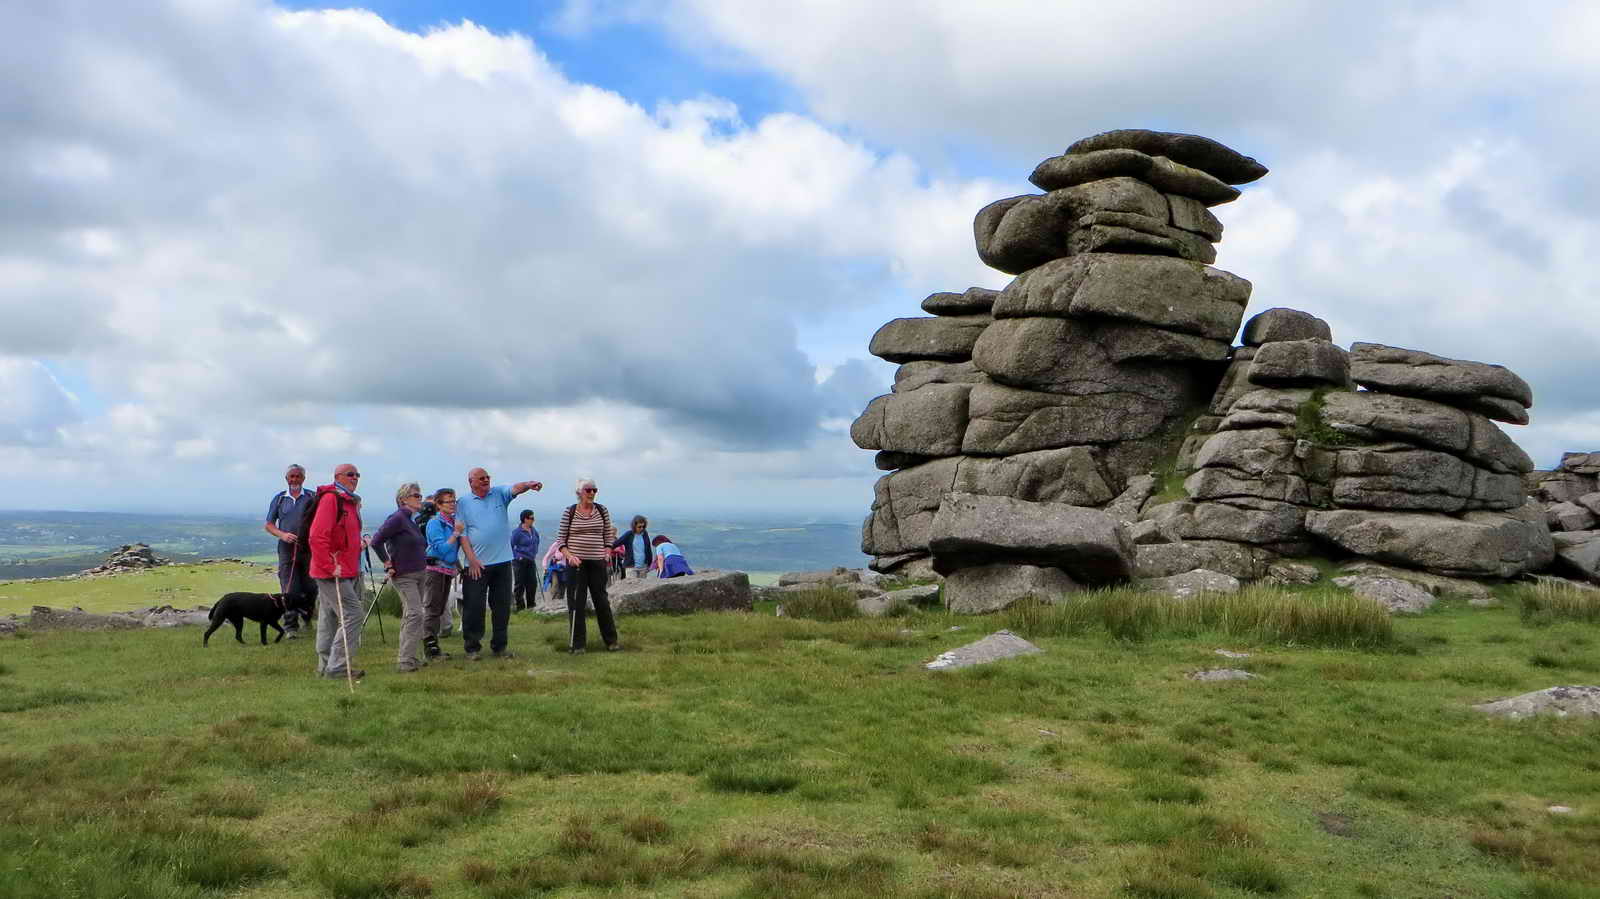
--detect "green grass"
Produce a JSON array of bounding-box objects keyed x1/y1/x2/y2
[
  {"x1": 2, "y1": 568, "x2": 1599, "y2": 897},
  {"x1": 1516, "y1": 580, "x2": 1600, "y2": 625},
  {"x1": 0, "y1": 561, "x2": 279, "y2": 615},
  {"x1": 1001, "y1": 584, "x2": 1394, "y2": 648}
]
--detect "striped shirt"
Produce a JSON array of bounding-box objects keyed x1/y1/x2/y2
[{"x1": 558, "y1": 503, "x2": 613, "y2": 561}]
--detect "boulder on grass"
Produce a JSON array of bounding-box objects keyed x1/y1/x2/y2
[
  {"x1": 1473, "y1": 686, "x2": 1600, "y2": 720},
  {"x1": 1139, "y1": 568, "x2": 1241, "y2": 599},
  {"x1": 1305, "y1": 503, "x2": 1552, "y2": 579},
  {"x1": 607, "y1": 570, "x2": 753, "y2": 614},
  {"x1": 929, "y1": 493, "x2": 1134, "y2": 583},
  {"x1": 1331, "y1": 575, "x2": 1436, "y2": 614},
  {"x1": 943, "y1": 563, "x2": 1080, "y2": 614},
  {"x1": 925, "y1": 630, "x2": 1044, "y2": 670}
]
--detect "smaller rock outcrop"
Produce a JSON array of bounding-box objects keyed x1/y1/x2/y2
[
  {"x1": 607, "y1": 570, "x2": 753, "y2": 614},
  {"x1": 79, "y1": 544, "x2": 170, "y2": 576}
]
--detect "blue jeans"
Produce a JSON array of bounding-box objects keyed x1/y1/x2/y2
[{"x1": 460, "y1": 561, "x2": 513, "y2": 654}]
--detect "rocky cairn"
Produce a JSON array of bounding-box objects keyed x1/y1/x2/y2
[{"x1": 851, "y1": 129, "x2": 1553, "y2": 612}]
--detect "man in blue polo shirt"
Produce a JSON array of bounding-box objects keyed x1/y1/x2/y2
[
  {"x1": 458, "y1": 467, "x2": 543, "y2": 660},
  {"x1": 263, "y1": 463, "x2": 314, "y2": 638}
]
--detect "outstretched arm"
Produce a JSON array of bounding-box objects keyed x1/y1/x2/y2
[{"x1": 509, "y1": 480, "x2": 543, "y2": 498}]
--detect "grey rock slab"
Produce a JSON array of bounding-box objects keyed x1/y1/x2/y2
[
  {"x1": 869, "y1": 315, "x2": 990, "y2": 364},
  {"x1": 943, "y1": 563, "x2": 1080, "y2": 613},
  {"x1": 893, "y1": 360, "x2": 986, "y2": 394},
  {"x1": 1555, "y1": 538, "x2": 1600, "y2": 582},
  {"x1": 971, "y1": 316, "x2": 1201, "y2": 396},
  {"x1": 928, "y1": 492, "x2": 1134, "y2": 583},
  {"x1": 921, "y1": 287, "x2": 999, "y2": 316},
  {"x1": 952, "y1": 446, "x2": 1115, "y2": 507},
  {"x1": 1264, "y1": 560, "x2": 1321, "y2": 585},
  {"x1": 1320, "y1": 391, "x2": 1471, "y2": 454},
  {"x1": 1241, "y1": 308, "x2": 1332, "y2": 345},
  {"x1": 1065, "y1": 219, "x2": 1216, "y2": 265},
  {"x1": 1135, "y1": 540, "x2": 1275, "y2": 580},
  {"x1": 26, "y1": 606, "x2": 147, "y2": 631},
  {"x1": 1551, "y1": 529, "x2": 1600, "y2": 550},
  {"x1": 962, "y1": 381, "x2": 1186, "y2": 455},
  {"x1": 1548, "y1": 502, "x2": 1598, "y2": 532},
  {"x1": 1064, "y1": 129, "x2": 1269, "y2": 185},
  {"x1": 1166, "y1": 194, "x2": 1224, "y2": 241},
  {"x1": 925, "y1": 630, "x2": 1044, "y2": 670},
  {"x1": 778, "y1": 568, "x2": 863, "y2": 587},
  {"x1": 1576, "y1": 493, "x2": 1600, "y2": 518},
  {"x1": 1331, "y1": 575, "x2": 1437, "y2": 614},
  {"x1": 862, "y1": 458, "x2": 962, "y2": 556},
  {"x1": 990, "y1": 253, "x2": 1250, "y2": 340},
  {"x1": 1139, "y1": 568, "x2": 1242, "y2": 599},
  {"x1": 1306, "y1": 507, "x2": 1550, "y2": 578},
  {"x1": 1247, "y1": 338, "x2": 1350, "y2": 387},
  {"x1": 975, "y1": 179, "x2": 1170, "y2": 275},
  {"x1": 608, "y1": 570, "x2": 754, "y2": 614},
  {"x1": 1561, "y1": 452, "x2": 1600, "y2": 475},
  {"x1": 1218, "y1": 387, "x2": 1312, "y2": 431},
  {"x1": 1330, "y1": 447, "x2": 1475, "y2": 512},
  {"x1": 1186, "y1": 468, "x2": 1311, "y2": 505},
  {"x1": 1215, "y1": 649, "x2": 1251, "y2": 658},
  {"x1": 1104, "y1": 474, "x2": 1158, "y2": 525},
  {"x1": 1349, "y1": 343, "x2": 1533, "y2": 420},
  {"x1": 1207, "y1": 347, "x2": 1258, "y2": 415},
  {"x1": 885, "y1": 583, "x2": 941, "y2": 604},
  {"x1": 1180, "y1": 501, "x2": 1306, "y2": 545},
  {"x1": 1189, "y1": 668, "x2": 1259, "y2": 681},
  {"x1": 1535, "y1": 471, "x2": 1598, "y2": 505},
  {"x1": 1472, "y1": 686, "x2": 1600, "y2": 720},
  {"x1": 1336, "y1": 561, "x2": 1493, "y2": 600},
  {"x1": 850, "y1": 384, "x2": 972, "y2": 457},
  {"x1": 1192, "y1": 427, "x2": 1299, "y2": 477},
  {"x1": 1030, "y1": 149, "x2": 1240, "y2": 204}
]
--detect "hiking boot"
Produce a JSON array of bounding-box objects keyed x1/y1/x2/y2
[
  {"x1": 465, "y1": 651, "x2": 482, "y2": 661},
  {"x1": 606, "y1": 644, "x2": 622, "y2": 652},
  {"x1": 285, "y1": 630, "x2": 300, "y2": 640},
  {"x1": 568, "y1": 647, "x2": 585, "y2": 655},
  {"x1": 397, "y1": 664, "x2": 421, "y2": 674},
  {"x1": 423, "y1": 636, "x2": 449, "y2": 660},
  {"x1": 493, "y1": 650, "x2": 517, "y2": 660},
  {"x1": 325, "y1": 669, "x2": 365, "y2": 680}
]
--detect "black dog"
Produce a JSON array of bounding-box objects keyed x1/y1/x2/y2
[{"x1": 202, "y1": 590, "x2": 316, "y2": 646}]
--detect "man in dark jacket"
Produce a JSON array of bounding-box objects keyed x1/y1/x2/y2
[
  {"x1": 511, "y1": 510, "x2": 541, "y2": 611},
  {"x1": 263, "y1": 464, "x2": 314, "y2": 637}
]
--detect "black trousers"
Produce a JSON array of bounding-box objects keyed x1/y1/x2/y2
[
  {"x1": 566, "y1": 558, "x2": 617, "y2": 650},
  {"x1": 461, "y1": 560, "x2": 513, "y2": 654},
  {"x1": 513, "y1": 559, "x2": 538, "y2": 609}
]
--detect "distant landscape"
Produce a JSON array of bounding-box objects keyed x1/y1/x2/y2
[{"x1": 0, "y1": 510, "x2": 868, "y2": 580}]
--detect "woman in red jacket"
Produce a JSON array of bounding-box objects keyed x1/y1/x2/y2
[{"x1": 310, "y1": 463, "x2": 365, "y2": 680}]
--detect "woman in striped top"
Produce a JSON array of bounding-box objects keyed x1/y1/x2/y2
[{"x1": 557, "y1": 477, "x2": 619, "y2": 653}]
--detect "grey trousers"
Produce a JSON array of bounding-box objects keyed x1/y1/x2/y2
[
  {"x1": 423, "y1": 569, "x2": 452, "y2": 638},
  {"x1": 314, "y1": 577, "x2": 363, "y2": 676},
  {"x1": 393, "y1": 571, "x2": 426, "y2": 671}
]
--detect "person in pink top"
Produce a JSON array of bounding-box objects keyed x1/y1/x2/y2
[{"x1": 309, "y1": 463, "x2": 365, "y2": 680}]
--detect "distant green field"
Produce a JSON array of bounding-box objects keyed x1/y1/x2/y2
[{"x1": 0, "y1": 563, "x2": 278, "y2": 615}]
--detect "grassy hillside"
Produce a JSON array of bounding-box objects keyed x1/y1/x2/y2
[
  {"x1": 2, "y1": 572, "x2": 1598, "y2": 897},
  {"x1": 0, "y1": 562, "x2": 278, "y2": 616}
]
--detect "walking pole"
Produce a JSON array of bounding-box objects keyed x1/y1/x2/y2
[{"x1": 333, "y1": 563, "x2": 357, "y2": 693}]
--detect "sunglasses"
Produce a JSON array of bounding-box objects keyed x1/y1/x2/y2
[{"x1": 582, "y1": 488, "x2": 598, "y2": 493}]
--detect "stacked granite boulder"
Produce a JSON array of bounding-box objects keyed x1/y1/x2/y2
[
  {"x1": 1527, "y1": 453, "x2": 1600, "y2": 581},
  {"x1": 852, "y1": 130, "x2": 1266, "y2": 609},
  {"x1": 1140, "y1": 319, "x2": 1550, "y2": 581}
]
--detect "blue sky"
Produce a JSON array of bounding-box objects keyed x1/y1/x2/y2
[{"x1": 2, "y1": 0, "x2": 1598, "y2": 524}]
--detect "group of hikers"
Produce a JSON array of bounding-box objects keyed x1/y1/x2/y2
[{"x1": 263, "y1": 463, "x2": 693, "y2": 679}]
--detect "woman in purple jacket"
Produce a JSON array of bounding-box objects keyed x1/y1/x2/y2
[{"x1": 371, "y1": 481, "x2": 430, "y2": 672}]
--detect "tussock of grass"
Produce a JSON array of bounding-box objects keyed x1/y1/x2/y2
[
  {"x1": 780, "y1": 586, "x2": 860, "y2": 621},
  {"x1": 1516, "y1": 580, "x2": 1600, "y2": 625},
  {"x1": 1001, "y1": 585, "x2": 1393, "y2": 647}
]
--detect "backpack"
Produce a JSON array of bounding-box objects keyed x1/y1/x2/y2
[
  {"x1": 414, "y1": 499, "x2": 438, "y2": 533},
  {"x1": 288, "y1": 487, "x2": 346, "y2": 588}
]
